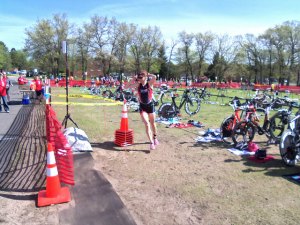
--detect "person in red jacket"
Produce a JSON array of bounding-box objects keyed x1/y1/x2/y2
[
  {"x1": 3, "y1": 72, "x2": 13, "y2": 102},
  {"x1": 18, "y1": 74, "x2": 24, "y2": 85},
  {"x1": 0, "y1": 73, "x2": 10, "y2": 112},
  {"x1": 33, "y1": 75, "x2": 44, "y2": 103}
]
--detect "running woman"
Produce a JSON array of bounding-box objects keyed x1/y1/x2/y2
[{"x1": 125, "y1": 70, "x2": 159, "y2": 150}]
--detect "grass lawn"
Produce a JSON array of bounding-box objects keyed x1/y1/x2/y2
[{"x1": 50, "y1": 86, "x2": 300, "y2": 139}]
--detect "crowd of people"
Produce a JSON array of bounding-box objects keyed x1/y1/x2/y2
[{"x1": 0, "y1": 71, "x2": 46, "y2": 113}]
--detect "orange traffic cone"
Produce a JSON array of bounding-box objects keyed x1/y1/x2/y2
[
  {"x1": 37, "y1": 143, "x2": 71, "y2": 207},
  {"x1": 115, "y1": 101, "x2": 134, "y2": 146},
  {"x1": 120, "y1": 100, "x2": 129, "y2": 131}
]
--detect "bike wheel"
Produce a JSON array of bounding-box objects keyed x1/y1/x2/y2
[
  {"x1": 280, "y1": 130, "x2": 300, "y2": 166},
  {"x1": 189, "y1": 90, "x2": 200, "y2": 100},
  {"x1": 102, "y1": 90, "x2": 113, "y2": 98},
  {"x1": 113, "y1": 91, "x2": 122, "y2": 101},
  {"x1": 158, "y1": 103, "x2": 176, "y2": 119},
  {"x1": 269, "y1": 112, "x2": 288, "y2": 142},
  {"x1": 94, "y1": 88, "x2": 101, "y2": 96},
  {"x1": 232, "y1": 121, "x2": 255, "y2": 146},
  {"x1": 123, "y1": 91, "x2": 133, "y2": 102},
  {"x1": 203, "y1": 91, "x2": 211, "y2": 102},
  {"x1": 185, "y1": 97, "x2": 201, "y2": 116},
  {"x1": 90, "y1": 88, "x2": 96, "y2": 95},
  {"x1": 220, "y1": 116, "x2": 234, "y2": 144},
  {"x1": 254, "y1": 108, "x2": 266, "y2": 128}
]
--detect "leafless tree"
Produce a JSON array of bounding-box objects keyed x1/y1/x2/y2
[
  {"x1": 194, "y1": 31, "x2": 214, "y2": 77},
  {"x1": 166, "y1": 39, "x2": 178, "y2": 80},
  {"x1": 178, "y1": 31, "x2": 194, "y2": 82}
]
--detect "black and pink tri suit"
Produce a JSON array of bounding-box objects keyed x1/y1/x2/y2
[{"x1": 138, "y1": 82, "x2": 155, "y2": 113}]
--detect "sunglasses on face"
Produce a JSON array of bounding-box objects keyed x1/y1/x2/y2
[{"x1": 137, "y1": 76, "x2": 143, "y2": 79}]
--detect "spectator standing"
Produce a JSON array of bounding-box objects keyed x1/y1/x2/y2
[
  {"x1": 55, "y1": 77, "x2": 59, "y2": 87},
  {"x1": 0, "y1": 73, "x2": 9, "y2": 112},
  {"x1": 3, "y1": 72, "x2": 13, "y2": 102},
  {"x1": 18, "y1": 74, "x2": 24, "y2": 85},
  {"x1": 33, "y1": 75, "x2": 44, "y2": 103},
  {"x1": 271, "y1": 83, "x2": 275, "y2": 92},
  {"x1": 91, "y1": 77, "x2": 95, "y2": 87},
  {"x1": 96, "y1": 77, "x2": 100, "y2": 86}
]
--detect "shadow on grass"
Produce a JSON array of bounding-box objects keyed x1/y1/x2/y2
[
  {"x1": 190, "y1": 140, "x2": 230, "y2": 149},
  {"x1": 91, "y1": 141, "x2": 151, "y2": 154},
  {"x1": 189, "y1": 137, "x2": 300, "y2": 183},
  {"x1": 224, "y1": 152, "x2": 300, "y2": 181}
]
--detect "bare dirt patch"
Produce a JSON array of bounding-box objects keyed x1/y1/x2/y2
[{"x1": 92, "y1": 115, "x2": 300, "y2": 225}]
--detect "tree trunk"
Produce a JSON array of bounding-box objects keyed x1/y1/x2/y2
[{"x1": 81, "y1": 51, "x2": 85, "y2": 75}]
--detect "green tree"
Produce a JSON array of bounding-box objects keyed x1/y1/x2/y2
[
  {"x1": 157, "y1": 43, "x2": 168, "y2": 80},
  {"x1": 0, "y1": 41, "x2": 11, "y2": 70},
  {"x1": 178, "y1": 31, "x2": 194, "y2": 83},
  {"x1": 142, "y1": 26, "x2": 162, "y2": 72},
  {"x1": 24, "y1": 13, "x2": 70, "y2": 75},
  {"x1": 205, "y1": 52, "x2": 227, "y2": 81},
  {"x1": 281, "y1": 21, "x2": 300, "y2": 85},
  {"x1": 10, "y1": 48, "x2": 28, "y2": 70},
  {"x1": 76, "y1": 28, "x2": 90, "y2": 75},
  {"x1": 194, "y1": 31, "x2": 214, "y2": 77},
  {"x1": 114, "y1": 22, "x2": 135, "y2": 75}
]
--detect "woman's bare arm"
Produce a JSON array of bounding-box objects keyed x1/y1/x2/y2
[{"x1": 147, "y1": 73, "x2": 157, "y2": 87}]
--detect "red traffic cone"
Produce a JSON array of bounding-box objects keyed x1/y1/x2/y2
[{"x1": 37, "y1": 143, "x2": 71, "y2": 207}]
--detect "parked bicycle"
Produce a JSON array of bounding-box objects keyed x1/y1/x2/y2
[
  {"x1": 269, "y1": 99, "x2": 299, "y2": 142},
  {"x1": 279, "y1": 107, "x2": 300, "y2": 166},
  {"x1": 190, "y1": 87, "x2": 211, "y2": 102},
  {"x1": 253, "y1": 89, "x2": 275, "y2": 108},
  {"x1": 230, "y1": 96, "x2": 293, "y2": 146},
  {"x1": 89, "y1": 85, "x2": 104, "y2": 95},
  {"x1": 153, "y1": 86, "x2": 176, "y2": 106},
  {"x1": 231, "y1": 101, "x2": 258, "y2": 146},
  {"x1": 220, "y1": 96, "x2": 247, "y2": 144},
  {"x1": 158, "y1": 89, "x2": 201, "y2": 119},
  {"x1": 101, "y1": 86, "x2": 115, "y2": 98},
  {"x1": 113, "y1": 85, "x2": 134, "y2": 101},
  {"x1": 102, "y1": 85, "x2": 134, "y2": 102}
]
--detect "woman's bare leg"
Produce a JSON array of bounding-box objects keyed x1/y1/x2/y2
[
  {"x1": 140, "y1": 111, "x2": 154, "y2": 144},
  {"x1": 148, "y1": 113, "x2": 157, "y2": 137}
]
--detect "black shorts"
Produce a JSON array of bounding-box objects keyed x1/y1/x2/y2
[
  {"x1": 139, "y1": 101, "x2": 155, "y2": 114},
  {"x1": 36, "y1": 90, "x2": 42, "y2": 96}
]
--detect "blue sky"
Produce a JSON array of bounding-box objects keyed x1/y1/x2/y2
[{"x1": 1, "y1": 0, "x2": 300, "y2": 50}]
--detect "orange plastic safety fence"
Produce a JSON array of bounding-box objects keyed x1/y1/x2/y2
[{"x1": 45, "y1": 105, "x2": 75, "y2": 185}]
